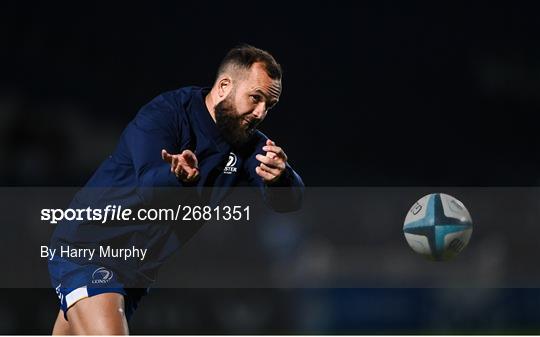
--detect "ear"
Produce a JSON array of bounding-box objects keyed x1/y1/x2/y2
[{"x1": 217, "y1": 76, "x2": 233, "y2": 98}]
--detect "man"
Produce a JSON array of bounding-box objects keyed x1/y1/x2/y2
[{"x1": 49, "y1": 44, "x2": 304, "y2": 334}]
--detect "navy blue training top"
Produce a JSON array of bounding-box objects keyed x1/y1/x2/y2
[{"x1": 49, "y1": 86, "x2": 304, "y2": 287}]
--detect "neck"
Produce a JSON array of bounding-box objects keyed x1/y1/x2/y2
[{"x1": 204, "y1": 88, "x2": 217, "y2": 123}]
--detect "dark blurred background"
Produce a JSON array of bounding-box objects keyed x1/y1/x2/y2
[
  {"x1": 2, "y1": 2, "x2": 540, "y2": 187},
  {"x1": 2, "y1": 1, "x2": 540, "y2": 334}
]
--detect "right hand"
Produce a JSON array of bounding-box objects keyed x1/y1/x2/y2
[{"x1": 161, "y1": 149, "x2": 200, "y2": 183}]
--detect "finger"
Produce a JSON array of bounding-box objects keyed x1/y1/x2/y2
[
  {"x1": 161, "y1": 149, "x2": 173, "y2": 163},
  {"x1": 181, "y1": 160, "x2": 198, "y2": 177},
  {"x1": 189, "y1": 168, "x2": 200, "y2": 181},
  {"x1": 256, "y1": 154, "x2": 285, "y2": 170},
  {"x1": 180, "y1": 150, "x2": 197, "y2": 169},
  {"x1": 184, "y1": 166, "x2": 196, "y2": 180},
  {"x1": 181, "y1": 150, "x2": 199, "y2": 168},
  {"x1": 176, "y1": 155, "x2": 192, "y2": 170},
  {"x1": 265, "y1": 151, "x2": 277, "y2": 159},
  {"x1": 260, "y1": 163, "x2": 282, "y2": 176},
  {"x1": 256, "y1": 166, "x2": 276, "y2": 181},
  {"x1": 171, "y1": 156, "x2": 181, "y2": 172},
  {"x1": 174, "y1": 164, "x2": 184, "y2": 177},
  {"x1": 264, "y1": 139, "x2": 280, "y2": 158},
  {"x1": 263, "y1": 148, "x2": 286, "y2": 162},
  {"x1": 181, "y1": 149, "x2": 196, "y2": 158},
  {"x1": 186, "y1": 168, "x2": 200, "y2": 181},
  {"x1": 262, "y1": 145, "x2": 286, "y2": 159}
]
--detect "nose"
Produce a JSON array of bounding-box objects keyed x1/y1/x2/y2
[{"x1": 252, "y1": 102, "x2": 267, "y2": 120}]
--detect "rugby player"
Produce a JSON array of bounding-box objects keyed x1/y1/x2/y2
[{"x1": 49, "y1": 44, "x2": 304, "y2": 334}]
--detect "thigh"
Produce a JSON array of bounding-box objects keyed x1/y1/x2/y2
[
  {"x1": 67, "y1": 292, "x2": 129, "y2": 335},
  {"x1": 52, "y1": 310, "x2": 71, "y2": 335}
]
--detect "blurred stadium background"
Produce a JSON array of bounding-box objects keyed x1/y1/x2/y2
[{"x1": 2, "y1": 1, "x2": 540, "y2": 334}]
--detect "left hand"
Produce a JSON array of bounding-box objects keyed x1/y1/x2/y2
[{"x1": 255, "y1": 139, "x2": 288, "y2": 184}]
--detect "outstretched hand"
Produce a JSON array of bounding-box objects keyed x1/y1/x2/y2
[
  {"x1": 161, "y1": 149, "x2": 200, "y2": 183},
  {"x1": 255, "y1": 139, "x2": 288, "y2": 184}
]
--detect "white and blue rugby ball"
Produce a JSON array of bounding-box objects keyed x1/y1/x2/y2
[{"x1": 403, "y1": 193, "x2": 473, "y2": 261}]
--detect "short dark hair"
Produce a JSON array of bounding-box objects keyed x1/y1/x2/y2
[{"x1": 216, "y1": 44, "x2": 282, "y2": 81}]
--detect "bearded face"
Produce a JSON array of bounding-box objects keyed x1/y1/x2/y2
[{"x1": 214, "y1": 92, "x2": 260, "y2": 148}]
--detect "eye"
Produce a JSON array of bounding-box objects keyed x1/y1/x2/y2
[{"x1": 250, "y1": 94, "x2": 262, "y2": 103}]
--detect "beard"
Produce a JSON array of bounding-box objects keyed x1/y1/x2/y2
[{"x1": 215, "y1": 94, "x2": 259, "y2": 148}]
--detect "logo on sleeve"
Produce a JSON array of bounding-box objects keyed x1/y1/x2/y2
[
  {"x1": 223, "y1": 152, "x2": 238, "y2": 174},
  {"x1": 55, "y1": 284, "x2": 64, "y2": 302},
  {"x1": 92, "y1": 267, "x2": 114, "y2": 284}
]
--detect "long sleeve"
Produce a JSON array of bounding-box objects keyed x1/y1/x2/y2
[
  {"x1": 243, "y1": 133, "x2": 305, "y2": 212},
  {"x1": 122, "y1": 93, "x2": 184, "y2": 188}
]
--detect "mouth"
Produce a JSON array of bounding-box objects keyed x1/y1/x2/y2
[{"x1": 242, "y1": 118, "x2": 256, "y2": 129}]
